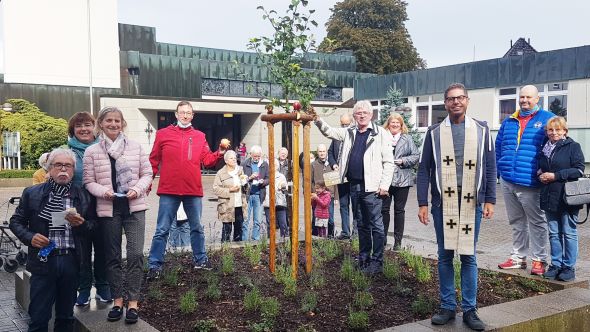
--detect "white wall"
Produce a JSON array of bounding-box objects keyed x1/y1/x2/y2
[{"x1": 2, "y1": 0, "x2": 120, "y2": 88}]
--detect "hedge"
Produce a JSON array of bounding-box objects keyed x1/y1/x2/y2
[{"x1": 0, "y1": 169, "x2": 36, "y2": 179}]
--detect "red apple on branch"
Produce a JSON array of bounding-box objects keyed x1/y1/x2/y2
[{"x1": 292, "y1": 101, "x2": 302, "y2": 111}]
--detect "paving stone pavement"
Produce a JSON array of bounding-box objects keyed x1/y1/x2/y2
[{"x1": 2, "y1": 176, "x2": 590, "y2": 330}]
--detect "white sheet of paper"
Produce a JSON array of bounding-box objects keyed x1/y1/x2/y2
[{"x1": 51, "y1": 211, "x2": 68, "y2": 227}]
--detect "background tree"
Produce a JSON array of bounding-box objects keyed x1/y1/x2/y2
[
  {"x1": 0, "y1": 99, "x2": 67, "y2": 168},
  {"x1": 377, "y1": 87, "x2": 422, "y2": 149},
  {"x1": 319, "y1": 0, "x2": 425, "y2": 74}
]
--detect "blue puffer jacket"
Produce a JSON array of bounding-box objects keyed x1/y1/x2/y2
[{"x1": 495, "y1": 109, "x2": 554, "y2": 187}]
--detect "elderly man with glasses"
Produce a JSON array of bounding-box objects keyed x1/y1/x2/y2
[
  {"x1": 10, "y1": 148, "x2": 96, "y2": 332},
  {"x1": 147, "y1": 101, "x2": 226, "y2": 279},
  {"x1": 242, "y1": 145, "x2": 270, "y2": 241},
  {"x1": 314, "y1": 101, "x2": 394, "y2": 274}
]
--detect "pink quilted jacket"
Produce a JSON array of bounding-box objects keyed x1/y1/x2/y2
[{"x1": 83, "y1": 138, "x2": 153, "y2": 217}]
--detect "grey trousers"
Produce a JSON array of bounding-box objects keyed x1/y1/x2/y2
[
  {"x1": 501, "y1": 180, "x2": 548, "y2": 262},
  {"x1": 101, "y1": 210, "x2": 146, "y2": 301}
]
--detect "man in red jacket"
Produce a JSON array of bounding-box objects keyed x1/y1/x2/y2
[{"x1": 147, "y1": 101, "x2": 225, "y2": 279}]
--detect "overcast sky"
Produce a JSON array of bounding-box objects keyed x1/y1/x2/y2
[{"x1": 1, "y1": 0, "x2": 590, "y2": 72}]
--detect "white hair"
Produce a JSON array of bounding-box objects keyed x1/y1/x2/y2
[
  {"x1": 250, "y1": 145, "x2": 263, "y2": 154},
  {"x1": 317, "y1": 144, "x2": 327, "y2": 151},
  {"x1": 352, "y1": 100, "x2": 372, "y2": 114},
  {"x1": 224, "y1": 150, "x2": 237, "y2": 162},
  {"x1": 38, "y1": 153, "x2": 50, "y2": 170},
  {"x1": 47, "y1": 148, "x2": 76, "y2": 169}
]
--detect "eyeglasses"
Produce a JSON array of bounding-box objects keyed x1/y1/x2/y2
[
  {"x1": 51, "y1": 163, "x2": 74, "y2": 170},
  {"x1": 177, "y1": 111, "x2": 194, "y2": 116},
  {"x1": 353, "y1": 111, "x2": 371, "y2": 116},
  {"x1": 445, "y1": 95, "x2": 468, "y2": 103}
]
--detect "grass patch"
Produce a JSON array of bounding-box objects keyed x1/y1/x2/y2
[
  {"x1": 260, "y1": 297, "x2": 280, "y2": 319},
  {"x1": 517, "y1": 277, "x2": 551, "y2": 293},
  {"x1": 205, "y1": 275, "x2": 222, "y2": 301},
  {"x1": 310, "y1": 270, "x2": 326, "y2": 289},
  {"x1": 244, "y1": 287, "x2": 263, "y2": 311},
  {"x1": 340, "y1": 256, "x2": 355, "y2": 281},
  {"x1": 353, "y1": 291, "x2": 374, "y2": 310},
  {"x1": 283, "y1": 276, "x2": 297, "y2": 297},
  {"x1": 220, "y1": 250, "x2": 235, "y2": 275},
  {"x1": 348, "y1": 310, "x2": 369, "y2": 329},
  {"x1": 401, "y1": 250, "x2": 432, "y2": 283},
  {"x1": 351, "y1": 237, "x2": 360, "y2": 254},
  {"x1": 147, "y1": 286, "x2": 163, "y2": 300},
  {"x1": 243, "y1": 243, "x2": 262, "y2": 267},
  {"x1": 163, "y1": 267, "x2": 180, "y2": 286},
  {"x1": 351, "y1": 270, "x2": 370, "y2": 291},
  {"x1": 179, "y1": 289, "x2": 198, "y2": 314},
  {"x1": 383, "y1": 258, "x2": 401, "y2": 281}
]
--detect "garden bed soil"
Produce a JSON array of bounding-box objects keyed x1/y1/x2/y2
[{"x1": 140, "y1": 240, "x2": 552, "y2": 332}]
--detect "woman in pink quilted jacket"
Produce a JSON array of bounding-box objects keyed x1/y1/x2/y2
[{"x1": 83, "y1": 107, "x2": 152, "y2": 324}]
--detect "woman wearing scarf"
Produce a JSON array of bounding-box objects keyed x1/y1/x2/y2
[
  {"x1": 538, "y1": 116, "x2": 585, "y2": 282},
  {"x1": 67, "y1": 112, "x2": 111, "y2": 307},
  {"x1": 381, "y1": 112, "x2": 420, "y2": 250},
  {"x1": 213, "y1": 150, "x2": 248, "y2": 242},
  {"x1": 83, "y1": 107, "x2": 152, "y2": 324}
]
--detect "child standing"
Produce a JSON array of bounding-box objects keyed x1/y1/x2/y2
[{"x1": 311, "y1": 182, "x2": 331, "y2": 238}]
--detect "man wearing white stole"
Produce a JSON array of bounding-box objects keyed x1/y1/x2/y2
[{"x1": 417, "y1": 83, "x2": 496, "y2": 331}]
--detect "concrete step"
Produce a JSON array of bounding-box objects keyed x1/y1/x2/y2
[{"x1": 379, "y1": 287, "x2": 590, "y2": 331}]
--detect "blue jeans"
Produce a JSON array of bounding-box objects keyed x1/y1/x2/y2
[
  {"x1": 546, "y1": 210, "x2": 579, "y2": 268},
  {"x1": 432, "y1": 205, "x2": 482, "y2": 312},
  {"x1": 168, "y1": 219, "x2": 191, "y2": 249},
  {"x1": 243, "y1": 195, "x2": 262, "y2": 241},
  {"x1": 148, "y1": 195, "x2": 207, "y2": 269},
  {"x1": 338, "y1": 183, "x2": 352, "y2": 236},
  {"x1": 29, "y1": 253, "x2": 78, "y2": 332},
  {"x1": 350, "y1": 183, "x2": 384, "y2": 263}
]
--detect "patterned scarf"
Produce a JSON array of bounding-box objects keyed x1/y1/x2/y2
[
  {"x1": 101, "y1": 132, "x2": 133, "y2": 193},
  {"x1": 39, "y1": 178, "x2": 71, "y2": 224},
  {"x1": 542, "y1": 140, "x2": 561, "y2": 159}
]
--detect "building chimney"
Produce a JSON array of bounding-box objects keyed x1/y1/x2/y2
[
  {"x1": 510, "y1": 39, "x2": 513, "y2": 48},
  {"x1": 528, "y1": 38, "x2": 530, "y2": 44}
]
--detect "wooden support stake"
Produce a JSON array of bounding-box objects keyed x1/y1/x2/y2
[
  {"x1": 291, "y1": 121, "x2": 301, "y2": 279},
  {"x1": 303, "y1": 121, "x2": 312, "y2": 274},
  {"x1": 267, "y1": 121, "x2": 276, "y2": 273}
]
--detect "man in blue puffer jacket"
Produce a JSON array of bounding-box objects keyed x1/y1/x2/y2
[{"x1": 496, "y1": 85, "x2": 554, "y2": 276}]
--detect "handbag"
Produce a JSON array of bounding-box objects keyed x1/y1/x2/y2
[{"x1": 564, "y1": 178, "x2": 590, "y2": 224}]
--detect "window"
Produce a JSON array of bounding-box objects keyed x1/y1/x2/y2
[
  {"x1": 417, "y1": 106, "x2": 429, "y2": 127},
  {"x1": 499, "y1": 99, "x2": 516, "y2": 121},
  {"x1": 369, "y1": 98, "x2": 409, "y2": 123},
  {"x1": 414, "y1": 95, "x2": 445, "y2": 128},
  {"x1": 548, "y1": 95, "x2": 567, "y2": 117}
]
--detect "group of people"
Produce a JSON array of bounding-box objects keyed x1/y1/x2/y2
[
  {"x1": 9, "y1": 81, "x2": 584, "y2": 332},
  {"x1": 11, "y1": 101, "x2": 227, "y2": 331}
]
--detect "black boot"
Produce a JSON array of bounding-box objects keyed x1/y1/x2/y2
[
  {"x1": 328, "y1": 223, "x2": 335, "y2": 238},
  {"x1": 431, "y1": 308, "x2": 455, "y2": 325},
  {"x1": 463, "y1": 309, "x2": 485, "y2": 331}
]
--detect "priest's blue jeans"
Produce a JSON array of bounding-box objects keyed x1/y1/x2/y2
[
  {"x1": 546, "y1": 210, "x2": 579, "y2": 269},
  {"x1": 148, "y1": 195, "x2": 208, "y2": 269},
  {"x1": 350, "y1": 182, "x2": 384, "y2": 264},
  {"x1": 432, "y1": 204, "x2": 482, "y2": 312}
]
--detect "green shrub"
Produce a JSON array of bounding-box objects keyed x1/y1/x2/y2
[
  {"x1": 238, "y1": 276, "x2": 255, "y2": 289},
  {"x1": 163, "y1": 267, "x2": 180, "y2": 286},
  {"x1": 0, "y1": 169, "x2": 36, "y2": 178},
  {"x1": 351, "y1": 237, "x2": 360, "y2": 254},
  {"x1": 147, "y1": 286, "x2": 163, "y2": 300},
  {"x1": 383, "y1": 258, "x2": 401, "y2": 281},
  {"x1": 283, "y1": 277, "x2": 297, "y2": 297},
  {"x1": 274, "y1": 264, "x2": 291, "y2": 285},
  {"x1": 353, "y1": 291, "x2": 374, "y2": 310},
  {"x1": 340, "y1": 256, "x2": 355, "y2": 281},
  {"x1": 244, "y1": 287, "x2": 263, "y2": 311},
  {"x1": 310, "y1": 270, "x2": 325, "y2": 288},
  {"x1": 244, "y1": 243, "x2": 262, "y2": 267},
  {"x1": 300, "y1": 291, "x2": 317, "y2": 313},
  {"x1": 193, "y1": 319, "x2": 217, "y2": 332},
  {"x1": 221, "y1": 250, "x2": 235, "y2": 275},
  {"x1": 351, "y1": 271, "x2": 370, "y2": 291},
  {"x1": 205, "y1": 275, "x2": 222, "y2": 301},
  {"x1": 260, "y1": 297, "x2": 280, "y2": 319},
  {"x1": 347, "y1": 310, "x2": 369, "y2": 329},
  {"x1": 179, "y1": 289, "x2": 198, "y2": 314},
  {"x1": 0, "y1": 99, "x2": 68, "y2": 169},
  {"x1": 411, "y1": 294, "x2": 435, "y2": 316}
]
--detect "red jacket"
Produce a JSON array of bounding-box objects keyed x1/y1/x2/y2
[
  {"x1": 312, "y1": 190, "x2": 331, "y2": 219},
  {"x1": 150, "y1": 125, "x2": 222, "y2": 196}
]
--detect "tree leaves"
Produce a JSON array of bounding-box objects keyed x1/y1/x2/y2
[
  {"x1": 0, "y1": 99, "x2": 67, "y2": 168},
  {"x1": 319, "y1": 0, "x2": 425, "y2": 74}
]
